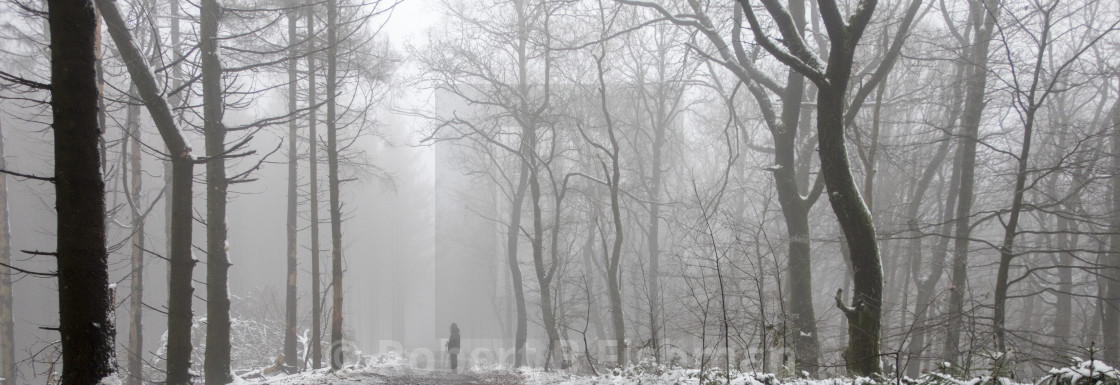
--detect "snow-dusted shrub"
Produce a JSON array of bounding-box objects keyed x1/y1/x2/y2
[
  {"x1": 149, "y1": 286, "x2": 291, "y2": 380},
  {"x1": 1040, "y1": 359, "x2": 1120, "y2": 385}
]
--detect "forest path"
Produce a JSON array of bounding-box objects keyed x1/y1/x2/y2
[
  {"x1": 365, "y1": 370, "x2": 491, "y2": 384},
  {"x1": 299, "y1": 367, "x2": 524, "y2": 385}
]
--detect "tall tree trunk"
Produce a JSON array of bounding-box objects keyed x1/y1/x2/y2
[
  {"x1": 506, "y1": 159, "x2": 529, "y2": 367},
  {"x1": 992, "y1": 4, "x2": 1071, "y2": 355},
  {"x1": 758, "y1": 0, "x2": 823, "y2": 372},
  {"x1": 165, "y1": 157, "x2": 196, "y2": 385},
  {"x1": 306, "y1": 0, "x2": 323, "y2": 369},
  {"x1": 992, "y1": 103, "x2": 1039, "y2": 354},
  {"x1": 0, "y1": 120, "x2": 15, "y2": 385},
  {"x1": 50, "y1": 1, "x2": 116, "y2": 383},
  {"x1": 96, "y1": 1, "x2": 196, "y2": 382},
  {"x1": 283, "y1": 6, "x2": 300, "y2": 370},
  {"x1": 125, "y1": 86, "x2": 146, "y2": 385},
  {"x1": 742, "y1": 3, "x2": 890, "y2": 374},
  {"x1": 606, "y1": 178, "x2": 626, "y2": 367},
  {"x1": 943, "y1": 0, "x2": 1000, "y2": 366},
  {"x1": 821, "y1": 82, "x2": 883, "y2": 377},
  {"x1": 526, "y1": 130, "x2": 560, "y2": 369},
  {"x1": 584, "y1": 212, "x2": 607, "y2": 341},
  {"x1": 543, "y1": 164, "x2": 572, "y2": 369},
  {"x1": 508, "y1": 0, "x2": 560, "y2": 368},
  {"x1": 645, "y1": 84, "x2": 665, "y2": 366},
  {"x1": 771, "y1": 1, "x2": 820, "y2": 365},
  {"x1": 646, "y1": 140, "x2": 663, "y2": 364},
  {"x1": 595, "y1": 54, "x2": 626, "y2": 367},
  {"x1": 165, "y1": 0, "x2": 182, "y2": 270},
  {"x1": 1052, "y1": 213, "x2": 1074, "y2": 348},
  {"x1": 771, "y1": 3, "x2": 887, "y2": 375},
  {"x1": 201, "y1": 0, "x2": 232, "y2": 380},
  {"x1": 326, "y1": 0, "x2": 345, "y2": 370},
  {"x1": 1104, "y1": 96, "x2": 1120, "y2": 362}
]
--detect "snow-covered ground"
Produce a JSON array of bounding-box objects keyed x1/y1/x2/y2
[{"x1": 206, "y1": 354, "x2": 1117, "y2": 385}]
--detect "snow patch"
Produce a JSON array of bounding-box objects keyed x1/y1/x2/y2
[{"x1": 98, "y1": 374, "x2": 122, "y2": 385}]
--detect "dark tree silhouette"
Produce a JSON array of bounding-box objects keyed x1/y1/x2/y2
[{"x1": 50, "y1": 0, "x2": 116, "y2": 384}]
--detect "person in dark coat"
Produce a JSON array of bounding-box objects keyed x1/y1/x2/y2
[{"x1": 446, "y1": 322, "x2": 461, "y2": 372}]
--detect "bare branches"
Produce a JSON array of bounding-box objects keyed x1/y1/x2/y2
[
  {"x1": 735, "y1": 0, "x2": 826, "y2": 85},
  {"x1": 0, "y1": 169, "x2": 53, "y2": 183},
  {"x1": 0, "y1": 70, "x2": 49, "y2": 91}
]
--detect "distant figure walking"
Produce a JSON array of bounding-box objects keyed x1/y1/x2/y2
[{"x1": 446, "y1": 322, "x2": 461, "y2": 372}]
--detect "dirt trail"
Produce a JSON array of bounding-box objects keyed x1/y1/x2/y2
[{"x1": 340, "y1": 368, "x2": 523, "y2": 385}]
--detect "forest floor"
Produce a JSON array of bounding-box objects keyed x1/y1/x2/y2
[
  {"x1": 240, "y1": 354, "x2": 1115, "y2": 385},
  {"x1": 253, "y1": 366, "x2": 525, "y2": 385}
]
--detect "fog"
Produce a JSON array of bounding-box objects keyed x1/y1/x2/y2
[{"x1": 1, "y1": 0, "x2": 1120, "y2": 384}]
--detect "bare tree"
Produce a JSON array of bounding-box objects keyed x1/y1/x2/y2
[
  {"x1": 96, "y1": 0, "x2": 197, "y2": 382},
  {"x1": 735, "y1": 0, "x2": 920, "y2": 374},
  {"x1": 418, "y1": 0, "x2": 561, "y2": 367},
  {"x1": 988, "y1": 0, "x2": 1115, "y2": 356}
]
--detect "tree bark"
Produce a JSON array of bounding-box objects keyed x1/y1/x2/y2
[
  {"x1": 0, "y1": 120, "x2": 15, "y2": 385},
  {"x1": 165, "y1": 158, "x2": 196, "y2": 385},
  {"x1": 741, "y1": 1, "x2": 823, "y2": 372},
  {"x1": 125, "y1": 85, "x2": 146, "y2": 385},
  {"x1": 992, "y1": 78, "x2": 1040, "y2": 356},
  {"x1": 326, "y1": 0, "x2": 345, "y2": 370},
  {"x1": 306, "y1": 0, "x2": 323, "y2": 369},
  {"x1": 1052, "y1": 209, "x2": 1074, "y2": 348},
  {"x1": 523, "y1": 119, "x2": 560, "y2": 369},
  {"x1": 820, "y1": 83, "x2": 884, "y2": 377},
  {"x1": 201, "y1": 0, "x2": 232, "y2": 380},
  {"x1": 1104, "y1": 96, "x2": 1120, "y2": 362},
  {"x1": 283, "y1": 5, "x2": 300, "y2": 370},
  {"x1": 164, "y1": 0, "x2": 181, "y2": 285},
  {"x1": 506, "y1": 158, "x2": 529, "y2": 367},
  {"x1": 746, "y1": 0, "x2": 887, "y2": 373},
  {"x1": 50, "y1": 1, "x2": 116, "y2": 383},
  {"x1": 646, "y1": 121, "x2": 663, "y2": 365},
  {"x1": 769, "y1": 0, "x2": 820, "y2": 367}
]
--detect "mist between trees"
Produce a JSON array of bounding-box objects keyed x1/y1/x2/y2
[{"x1": 0, "y1": 0, "x2": 1118, "y2": 384}]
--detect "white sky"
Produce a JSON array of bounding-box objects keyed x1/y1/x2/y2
[{"x1": 381, "y1": 0, "x2": 439, "y2": 52}]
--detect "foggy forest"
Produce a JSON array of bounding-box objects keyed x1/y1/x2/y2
[{"x1": 0, "y1": 0, "x2": 1118, "y2": 384}]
